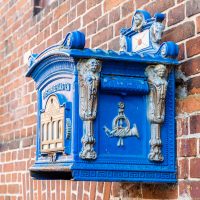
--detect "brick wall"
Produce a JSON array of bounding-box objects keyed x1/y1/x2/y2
[{"x1": 0, "y1": 0, "x2": 200, "y2": 199}]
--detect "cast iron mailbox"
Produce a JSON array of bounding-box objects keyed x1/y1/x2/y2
[{"x1": 26, "y1": 10, "x2": 179, "y2": 182}]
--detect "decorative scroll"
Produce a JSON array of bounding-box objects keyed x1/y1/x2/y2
[
  {"x1": 40, "y1": 95, "x2": 64, "y2": 153},
  {"x1": 145, "y1": 64, "x2": 168, "y2": 162},
  {"x1": 104, "y1": 102, "x2": 139, "y2": 146},
  {"x1": 77, "y1": 59, "x2": 102, "y2": 159}
]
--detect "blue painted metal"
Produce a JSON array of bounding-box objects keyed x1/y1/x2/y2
[{"x1": 26, "y1": 10, "x2": 178, "y2": 183}]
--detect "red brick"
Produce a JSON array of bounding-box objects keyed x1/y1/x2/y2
[
  {"x1": 186, "y1": 0, "x2": 200, "y2": 17},
  {"x1": 104, "y1": 0, "x2": 124, "y2": 12},
  {"x1": 190, "y1": 181, "x2": 200, "y2": 198},
  {"x1": 108, "y1": 37, "x2": 120, "y2": 51},
  {"x1": 0, "y1": 185, "x2": 7, "y2": 194},
  {"x1": 97, "y1": 182, "x2": 104, "y2": 193},
  {"x1": 142, "y1": 183, "x2": 177, "y2": 199},
  {"x1": 121, "y1": 1, "x2": 135, "y2": 18},
  {"x1": 178, "y1": 158, "x2": 188, "y2": 179},
  {"x1": 190, "y1": 114, "x2": 200, "y2": 134},
  {"x1": 72, "y1": 181, "x2": 77, "y2": 191},
  {"x1": 109, "y1": 7, "x2": 120, "y2": 24},
  {"x1": 54, "y1": 2, "x2": 70, "y2": 19},
  {"x1": 66, "y1": 181, "x2": 71, "y2": 200},
  {"x1": 177, "y1": 138, "x2": 197, "y2": 157},
  {"x1": 24, "y1": 115, "x2": 36, "y2": 126},
  {"x1": 51, "y1": 21, "x2": 58, "y2": 34},
  {"x1": 87, "y1": 21, "x2": 97, "y2": 36},
  {"x1": 47, "y1": 31, "x2": 62, "y2": 46},
  {"x1": 168, "y1": 4, "x2": 185, "y2": 26},
  {"x1": 111, "y1": 182, "x2": 121, "y2": 197},
  {"x1": 77, "y1": 1, "x2": 86, "y2": 16},
  {"x1": 136, "y1": 0, "x2": 149, "y2": 9},
  {"x1": 180, "y1": 56, "x2": 200, "y2": 76},
  {"x1": 187, "y1": 76, "x2": 200, "y2": 95},
  {"x1": 186, "y1": 36, "x2": 200, "y2": 58},
  {"x1": 71, "y1": 193, "x2": 76, "y2": 200},
  {"x1": 97, "y1": 14, "x2": 108, "y2": 31},
  {"x1": 83, "y1": 5, "x2": 102, "y2": 26},
  {"x1": 114, "y1": 15, "x2": 132, "y2": 36},
  {"x1": 68, "y1": 7, "x2": 76, "y2": 23},
  {"x1": 7, "y1": 184, "x2": 20, "y2": 194},
  {"x1": 90, "y1": 182, "x2": 96, "y2": 200},
  {"x1": 197, "y1": 15, "x2": 200, "y2": 33},
  {"x1": 144, "y1": 0, "x2": 175, "y2": 16},
  {"x1": 84, "y1": 181, "x2": 90, "y2": 192},
  {"x1": 87, "y1": 0, "x2": 102, "y2": 9},
  {"x1": 176, "y1": 96, "x2": 200, "y2": 114},
  {"x1": 163, "y1": 21, "x2": 195, "y2": 43},
  {"x1": 83, "y1": 193, "x2": 89, "y2": 200},
  {"x1": 103, "y1": 182, "x2": 111, "y2": 200},
  {"x1": 63, "y1": 18, "x2": 81, "y2": 34},
  {"x1": 22, "y1": 137, "x2": 33, "y2": 147},
  {"x1": 92, "y1": 26, "x2": 113, "y2": 47},
  {"x1": 176, "y1": 117, "x2": 188, "y2": 136},
  {"x1": 190, "y1": 158, "x2": 200, "y2": 178},
  {"x1": 77, "y1": 181, "x2": 83, "y2": 200}
]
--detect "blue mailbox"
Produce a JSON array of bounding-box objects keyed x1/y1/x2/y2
[{"x1": 27, "y1": 10, "x2": 179, "y2": 182}]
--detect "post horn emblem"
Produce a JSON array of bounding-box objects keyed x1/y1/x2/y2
[{"x1": 104, "y1": 102, "x2": 139, "y2": 147}]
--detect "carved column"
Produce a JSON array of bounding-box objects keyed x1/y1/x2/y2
[
  {"x1": 77, "y1": 59, "x2": 102, "y2": 159},
  {"x1": 145, "y1": 64, "x2": 168, "y2": 162}
]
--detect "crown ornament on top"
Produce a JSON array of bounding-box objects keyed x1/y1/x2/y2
[{"x1": 119, "y1": 10, "x2": 178, "y2": 59}]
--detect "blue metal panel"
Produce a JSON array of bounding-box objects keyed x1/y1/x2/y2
[{"x1": 26, "y1": 10, "x2": 178, "y2": 183}]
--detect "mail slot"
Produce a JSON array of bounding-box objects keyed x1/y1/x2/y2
[{"x1": 26, "y1": 10, "x2": 179, "y2": 182}]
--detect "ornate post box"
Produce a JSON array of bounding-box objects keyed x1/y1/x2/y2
[{"x1": 27, "y1": 10, "x2": 179, "y2": 182}]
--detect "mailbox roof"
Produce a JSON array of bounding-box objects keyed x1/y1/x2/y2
[{"x1": 26, "y1": 45, "x2": 178, "y2": 77}]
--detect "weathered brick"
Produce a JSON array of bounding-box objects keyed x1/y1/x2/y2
[
  {"x1": 178, "y1": 158, "x2": 188, "y2": 179},
  {"x1": 168, "y1": 4, "x2": 185, "y2": 26},
  {"x1": 186, "y1": 36, "x2": 200, "y2": 58},
  {"x1": 83, "y1": 5, "x2": 101, "y2": 26},
  {"x1": 163, "y1": 21, "x2": 195, "y2": 43},
  {"x1": 180, "y1": 56, "x2": 200, "y2": 76},
  {"x1": 186, "y1": 0, "x2": 200, "y2": 17},
  {"x1": 187, "y1": 76, "x2": 200, "y2": 95},
  {"x1": 144, "y1": 0, "x2": 175, "y2": 16},
  {"x1": 176, "y1": 117, "x2": 188, "y2": 136},
  {"x1": 190, "y1": 114, "x2": 200, "y2": 134},
  {"x1": 142, "y1": 183, "x2": 177, "y2": 199},
  {"x1": 92, "y1": 26, "x2": 113, "y2": 47},
  {"x1": 177, "y1": 138, "x2": 197, "y2": 157},
  {"x1": 190, "y1": 181, "x2": 200, "y2": 198}
]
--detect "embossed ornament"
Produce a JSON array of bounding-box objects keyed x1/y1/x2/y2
[
  {"x1": 77, "y1": 59, "x2": 102, "y2": 159},
  {"x1": 104, "y1": 102, "x2": 139, "y2": 146}
]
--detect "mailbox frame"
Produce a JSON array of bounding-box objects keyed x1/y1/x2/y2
[{"x1": 27, "y1": 10, "x2": 179, "y2": 183}]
